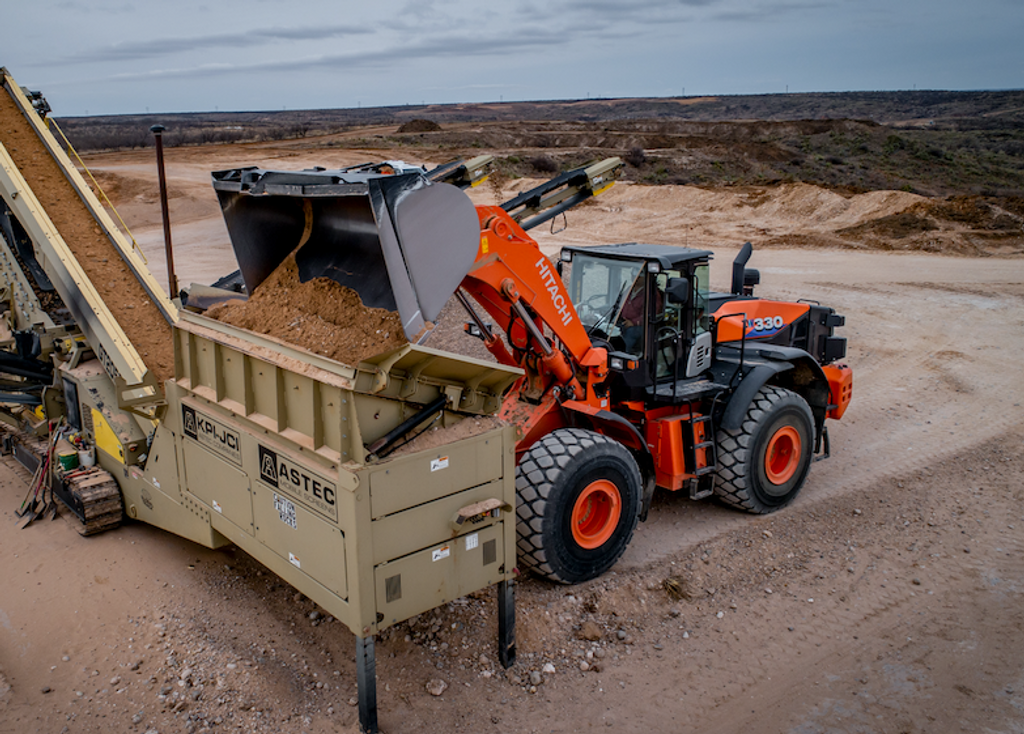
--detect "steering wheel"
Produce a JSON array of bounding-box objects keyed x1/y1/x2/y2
[
  {"x1": 579, "y1": 294, "x2": 609, "y2": 324},
  {"x1": 656, "y1": 325, "x2": 680, "y2": 343}
]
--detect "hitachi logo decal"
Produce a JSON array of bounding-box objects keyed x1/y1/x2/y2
[
  {"x1": 258, "y1": 444, "x2": 337, "y2": 521},
  {"x1": 535, "y1": 257, "x2": 574, "y2": 327}
]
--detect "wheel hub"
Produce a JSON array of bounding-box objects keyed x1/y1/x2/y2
[
  {"x1": 765, "y1": 425, "x2": 801, "y2": 485},
  {"x1": 571, "y1": 479, "x2": 622, "y2": 549}
]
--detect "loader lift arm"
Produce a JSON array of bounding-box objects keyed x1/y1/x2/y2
[{"x1": 457, "y1": 159, "x2": 624, "y2": 412}]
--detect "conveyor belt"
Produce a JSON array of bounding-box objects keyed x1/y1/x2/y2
[{"x1": 0, "y1": 68, "x2": 176, "y2": 387}]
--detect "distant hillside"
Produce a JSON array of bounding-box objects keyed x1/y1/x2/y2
[
  {"x1": 57, "y1": 90, "x2": 1024, "y2": 203},
  {"x1": 58, "y1": 89, "x2": 1024, "y2": 152}
]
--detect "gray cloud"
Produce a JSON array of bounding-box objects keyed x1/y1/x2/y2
[
  {"x1": 85, "y1": 26, "x2": 566, "y2": 85},
  {"x1": 564, "y1": 0, "x2": 718, "y2": 19},
  {"x1": 565, "y1": 0, "x2": 828, "y2": 25},
  {"x1": 709, "y1": 0, "x2": 832, "y2": 23},
  {"x1": 52, "y1": 25, "x2": 371, "y2": 64}
]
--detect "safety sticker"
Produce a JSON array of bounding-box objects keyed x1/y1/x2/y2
[
  {"x1": 289, "y1": 552, "x2": 301, "y2": 569},
  {"x1": 274, "y1": 494, "x2": 298, "y2": 529},
  {"x1": 431, "y1": 456, "x2": 449, "y2": 472},
  {"x1": 432, "y1": 544, "x2": 451, "y2": 562},
  {"x1": 212, "y1": 500, "x2": 223, "y2": 514}
]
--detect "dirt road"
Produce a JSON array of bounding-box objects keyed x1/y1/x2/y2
[{"x1": 1, "y1": 140, "x2": 1022, "y2": 733}]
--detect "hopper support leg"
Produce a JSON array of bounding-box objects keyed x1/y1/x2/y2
[
  {"x1": 356, "y1": 635, "x2": 378, "y2": 734},
  {"x1": 498, "y1": 579, "x2": 516, "y2": 668}
]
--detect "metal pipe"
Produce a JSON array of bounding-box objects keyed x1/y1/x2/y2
[
  {"x1": 455, "y1": 289, "x2": 493, "y2": 340},
  {"x1": 356, "y1": 636, "x2": 378, "y2": 734},
  {"x1": 731, "y1": 241, "x2": 752, "y2": 296},
  {"x1": 150, "y1": 125, "x2": 178, "y2": 298},
  {"x1": 365, "y1": 394, "x2": 448, "y2": 458},
  {"x1": 511, "y1": 299, "x2": 553, "y2": 357}
]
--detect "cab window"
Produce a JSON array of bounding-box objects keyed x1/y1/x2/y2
[{"x1": 564, "y1": 254, "x2": 644, "y2": 350}]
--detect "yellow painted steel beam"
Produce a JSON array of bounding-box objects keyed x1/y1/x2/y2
[
  {"x1": 0, "y1": 140, "x2": 151, "y2": 386},
  {"x1": 1, "y1": 69, "x2": 178, "y2": 326}
]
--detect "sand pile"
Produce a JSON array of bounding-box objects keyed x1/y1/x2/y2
[{"x1": 206, "y1": 255, "x2": 408, "y2": 365}]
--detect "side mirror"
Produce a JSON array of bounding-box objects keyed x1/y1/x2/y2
[{"x1": 666, "y1": 277, "x2": 690, "y2": 305}]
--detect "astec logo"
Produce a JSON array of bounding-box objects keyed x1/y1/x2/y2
[{"x1": 258, "y1": 444, "x2": 337, "y2": 521}]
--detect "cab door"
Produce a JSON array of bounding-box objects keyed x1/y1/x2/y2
[{"x1": 651, "y1": 264, "x2": 711, "y2": 385}]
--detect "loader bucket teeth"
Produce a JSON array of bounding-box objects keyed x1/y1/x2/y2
[{"x1": 212, "y1": 167, "x2": 481, "y2": 341}]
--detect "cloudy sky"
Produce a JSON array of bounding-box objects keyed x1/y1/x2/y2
[{"x1": 2, "y1": 0, "x2": 1020, "y2": 116}]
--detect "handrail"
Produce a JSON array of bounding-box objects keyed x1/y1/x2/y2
[{"x1": 45, "y1": 117, "x2": 147, "y2": 264}]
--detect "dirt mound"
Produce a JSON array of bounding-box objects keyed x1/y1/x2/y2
[
  {"x1": 838, "y1": 211, "x2": 940, "y2": 239},
  {"x1": 828, "y1": 193, "x2": 1024, "y2": 255},
  {"x1": 87, "y1": 169, "x2": 161, "y2": 206},
  {"x1": 205, "y1": 255, "x2": 407, "y2": 365},
  {"x1": 748, "y1": 183, "x2": 926, "y2": 226},
  {"x1": 397, "y1": 119, "x2": 441, "y2": 133},
  {"x1": 922, "y1": 195, "x2": 1023, "y2": 231}
]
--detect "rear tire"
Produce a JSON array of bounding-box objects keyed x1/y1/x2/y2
[
  {"x1": 516, "y1": 428, "x2": 642, "y2": 584},
  {"x1": 715, "y1": 385, "x2": 814, "y2": 514}
]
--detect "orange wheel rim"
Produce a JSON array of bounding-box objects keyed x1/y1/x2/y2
[
  {"x1": 571, "y1": 479, "x2": 622, "y2": 549},
  {"x1": 765, "y1": 425, "x2": 801, "y2": 484}
]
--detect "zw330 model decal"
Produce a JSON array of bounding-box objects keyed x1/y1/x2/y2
[{"x1": 747, "y1": 315, "x2": 785, "y2": 334}]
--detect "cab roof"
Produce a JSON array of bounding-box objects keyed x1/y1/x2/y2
[{"x1": 561, "y1": 243, "x2": 713, "y2": 270}]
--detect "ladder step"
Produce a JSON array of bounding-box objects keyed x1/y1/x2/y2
[{"x1": 689, "y1": 475, "x2": 715, "y2": 500}]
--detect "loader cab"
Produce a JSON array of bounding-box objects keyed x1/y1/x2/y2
[{"x1": 559, "y1": 244, "x2": 713, "y2": 402}]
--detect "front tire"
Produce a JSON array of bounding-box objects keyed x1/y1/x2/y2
[
  {"x1": 714, "y1": 385, "x2": 814, "y2": 514},
  {"x1": 516, "y1": 428, "x2": 642, "y2": 584}
]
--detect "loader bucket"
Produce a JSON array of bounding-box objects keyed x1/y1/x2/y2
[{"x1": 211, "y1": 167, "x2": 481, "y2": 340}]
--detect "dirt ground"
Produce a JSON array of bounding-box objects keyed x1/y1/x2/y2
[{"x1": 1, "y1": 134, "x2": 1023, "y2": 734}]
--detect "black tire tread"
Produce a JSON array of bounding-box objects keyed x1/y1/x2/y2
[
  {"x1": 516, "y1": 428, "x2": 640, "y2": 583},
  {"x1": 715, "y1": 385, "x2": 812, "y2": 514}
]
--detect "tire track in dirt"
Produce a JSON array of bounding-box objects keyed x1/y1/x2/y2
[
  {"x1": 624, "y1": 249, "x2": 1024, "y2": 572},
  {"x1": 488, "y1": 432, "x2": 1023, "y2": 734},
  {"x1": 781, "y1": 272, "x2": 1023, "y2": 501},
  {"x1": 710, "y1": 441, "x2": 1022, "y2": 733}
]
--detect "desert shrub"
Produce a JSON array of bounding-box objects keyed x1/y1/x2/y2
[
  {"x1": 528, "y1": 155, "x2": 559, "y2": 173},
  {"x1": 397, "y1": 119, "x2": 441, "y2": 133},
  {"x1": 883, "y1": 134, "x2": 909, "y2": 155},
  {"x1": 1000, "y1": 141, "x2": 1024, "y2": 157},
  {"x1": 624, "y1": 146, "x2": 647, "y2": 167}
]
